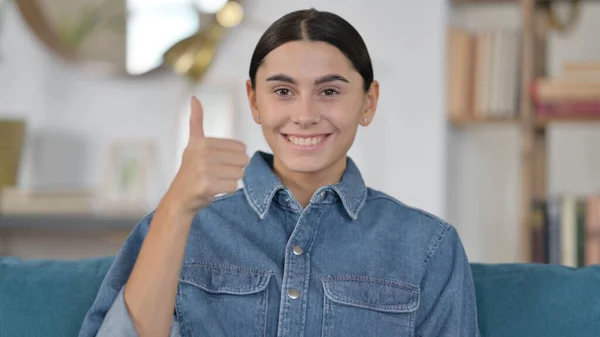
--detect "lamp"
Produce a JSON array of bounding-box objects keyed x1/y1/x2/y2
[
  {"x1": 194, "y1": 0, "x2": 229, "y2": 14},
  {"x1": 163, "y1": 0, "x2": 244, "y2": 82}
]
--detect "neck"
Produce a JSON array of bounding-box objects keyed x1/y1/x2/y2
[{"x1": 273, "y1": 156, "x2": 347, "y2": 208}]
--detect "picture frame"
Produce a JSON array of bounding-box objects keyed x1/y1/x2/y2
[{"x1": 98, "y1": 139, "x2": 155, "y2": 214}]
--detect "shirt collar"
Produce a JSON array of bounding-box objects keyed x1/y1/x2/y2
[{"x1": 242, "y1": 151, "x2": 367, "y2": 220}]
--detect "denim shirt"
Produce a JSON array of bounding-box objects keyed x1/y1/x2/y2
[{"x1": 79, "y1": 151, "x2": 480, "y2": 337}]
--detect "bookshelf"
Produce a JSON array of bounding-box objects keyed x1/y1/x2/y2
[{"x1": 448, "y1": 0, "x2": 600, "y2": 263}]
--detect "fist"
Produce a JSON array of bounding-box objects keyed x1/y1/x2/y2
[{"x1": 165, "y1": 96, "x2": 249, "y2": 214}]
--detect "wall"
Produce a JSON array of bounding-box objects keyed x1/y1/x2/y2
[
  {"x1": 2, "y1": 1, "x2": 598, "y2": 263},
  {"x1": 0, "y1": 1, "x2": 450, "y2": 257},
  {"x1": 447, "y1": 3, "x2": 600, "y2": 263},
  {"x1": 0, "y1": 2, "x2": 191, "y2": 208}
]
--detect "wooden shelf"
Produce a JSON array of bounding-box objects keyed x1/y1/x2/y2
[
  {"x1": 449, "y1": 115, "x2": 519, "y2": 127},
  {"x1": 451, "y1": 115, "x2": 600, "y2": 128},
  {"x1": 453, "y1": 0, "x2": 518, "y2": 4},
  {"x1": 535, "y1": 115, "x2": 600, "y2": 128},
  {"x1": 453, "y1": 0, "x2": 594, "y2": 4},
  {"x1": 0, "y1": 213, "x2": 144, "y2": 231}
]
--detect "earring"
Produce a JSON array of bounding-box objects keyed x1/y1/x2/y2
[
  {"x1": 256, "y1": 116, "x2": 260, "y2": 122},
  {"x1": 363, "y1": 117, "x2": 368, "y2": 123}
]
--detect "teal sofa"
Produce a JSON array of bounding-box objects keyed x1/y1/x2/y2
[{"x1": 1, "y1": 256, "x2": 599, "y2": 337}]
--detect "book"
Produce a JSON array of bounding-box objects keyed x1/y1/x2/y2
[
  {"x1": 447, "y1": 27, "x2": 476, "y2": 119},
  {"x1": 562, "y1": 61, "x2": 600, "y2": 80},
  {"x1": 546, "y1": 195, "x2": 563, "y2": 265},
  {"x1": 531, "y1": 78, "x2": 600, "y2": 102},
  {"x1": 446, "y1": 27, "x2": 520, "y2": 120},
  {"x1": 531, "y1": 61, "x2": 600, "y2": 118},
  {"x1": 585, "y1": 195, "x2": 600, "y2": 265},
  {"x1": 561, "y1": 195, "x2": 578, "y2": 267},
  {"x1": 533, "y1": 193, "x2": 600, "y2": 267},
  {"x1": 534, "y1": 101, "x2": 600, "y2": 117},
  {"x1": 531, "y1": 199, "x2": 548, "y2": 263}
]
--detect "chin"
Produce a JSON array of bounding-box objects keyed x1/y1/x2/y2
[{"x1": 278, "y1": 154, "x2": 330, "y2": 174}]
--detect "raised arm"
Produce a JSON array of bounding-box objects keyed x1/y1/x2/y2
[{"x1": 78, "y1": 97, "x2": 249, "y2": 337}]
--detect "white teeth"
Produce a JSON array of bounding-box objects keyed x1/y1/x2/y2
[{"x1": 287, "y1": 135, "x2": 325, "y2": 146}]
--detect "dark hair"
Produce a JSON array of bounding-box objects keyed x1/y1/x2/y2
[{"x1": 248, "y1": 8, "x2": 374, "y2": 92}]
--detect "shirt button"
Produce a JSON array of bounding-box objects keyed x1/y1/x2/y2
[
  {"x1": 288, "y1": 288, "x2": 300, "y2": 299},
  {"x1": 292, "y1": 246, "x2": 304, "y2": 256},
  {"x1": 320, "y1": 191, "x2": 327, "y2": 199}
]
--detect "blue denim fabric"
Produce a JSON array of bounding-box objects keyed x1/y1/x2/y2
[{"x1": 79, "y1": 151, "x2": 480, "y2": 337}]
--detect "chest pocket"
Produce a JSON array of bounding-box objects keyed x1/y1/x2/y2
[
  {"x1": 176, "y1": 263, "x2": 272, "y2": 337},
  {"x1": 321, "y1": 275, "x2": 420, "y2": 337}
]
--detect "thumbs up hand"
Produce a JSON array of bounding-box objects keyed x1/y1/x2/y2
[{"x1": 164, "y1": 96, "x2": 249, "y2": 215}]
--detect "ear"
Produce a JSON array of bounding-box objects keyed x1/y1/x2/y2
[
  {"x1": 360, "y1": 80, "x2": 379, "y2": 126},
  {"x1": 246, "y1": 79, "x2": 260, "y2": 124}
]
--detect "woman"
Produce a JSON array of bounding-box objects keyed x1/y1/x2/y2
[{"x1": 79, "y1": 8, "x2": 479, "y2": 337}]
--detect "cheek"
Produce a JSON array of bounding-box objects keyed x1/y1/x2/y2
[
  {"x1": 260, "y1": 112, "x2": 289, "y2": 136},
  {"x1": 256, "y1": 94, "x2": 284, "y2": 124},
  {"x1": 320, "y1": 100, "x2": 363, "y2": 130}
]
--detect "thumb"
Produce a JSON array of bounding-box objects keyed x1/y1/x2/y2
[{"x1": 189, "y1": 96, "x2": 205, "y2": 140}]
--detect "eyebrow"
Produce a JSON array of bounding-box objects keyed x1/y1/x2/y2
[{"x1": 265, "y1": 74, "x2": 350, "y2": 85}]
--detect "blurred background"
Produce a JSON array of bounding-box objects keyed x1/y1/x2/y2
[{"x1": 0, "y1": 0, "x2": 598, "y2": 265}]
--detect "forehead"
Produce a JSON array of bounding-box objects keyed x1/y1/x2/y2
[{"x1": 258, "y1": 40, "x2": 356, "y2": 80}]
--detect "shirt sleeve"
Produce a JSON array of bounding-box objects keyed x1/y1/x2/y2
[
  {"x1": 77, "y1": 211, "x2": 180, "y2": 337},
  {"x1": 95, "y1": 287, "x2": 181, "y2": 337},
  {"x1": 414, "y1": 225, "x2": 481, "y2": 337}
]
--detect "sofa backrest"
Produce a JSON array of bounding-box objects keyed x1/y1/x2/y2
[
  {"x1": 0, "y1": 256, "x2": 114, "y2": 337},
  {"x1": 471, "y1": 262, "x2": 600, "y2": 337},
  {"x1": 1, "y1": 257, "x2": 600, "y2": 337}
]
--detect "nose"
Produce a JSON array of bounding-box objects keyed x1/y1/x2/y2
[{"x1": 291, "y1": 98, "x2": 321, "y2": 128}]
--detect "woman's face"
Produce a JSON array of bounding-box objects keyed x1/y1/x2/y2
[{"x1": 246, "y1": 40, "x2": 379, "y2": 175}]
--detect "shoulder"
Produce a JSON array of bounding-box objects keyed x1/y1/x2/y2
[
  {"x1": 203, "y1": 188, "x2": 249, "y2": 213},
  {"x1": 365, "y1": 187, "x2": 451, "y2": 231},
  {"x1": 137, "y1": 188, "x2": 248, "y2": 233},
  {"x1": 191, "y1": 188, "x2": 259, "y2": 225},
  {"x1": 210, "y1": 188, "x2": 247, "y2": 205},
  {"x1": 364, "y1": 187, "x2": 458, "y2": 266}
]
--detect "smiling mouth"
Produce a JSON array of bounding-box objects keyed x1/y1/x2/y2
[{"x1": 284, "y1": 134, "x2": 331, "y2": 146}]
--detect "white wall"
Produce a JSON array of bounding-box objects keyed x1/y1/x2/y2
[
  {"x1": 0, "y1": 1, "x2": 448, "y2": 223},
  {"x1": 447, "y1": 3, "x2": 600, "y2": 263},
  {"x1": 2, "y1": 1, "x2": 599, "y2": 264},
  {"x1": 1, "y1": 1, "x2": 191, "y2": 209}
]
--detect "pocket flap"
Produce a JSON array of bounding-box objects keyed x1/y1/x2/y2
[
  {"x1": 321, "y1": 275, "x2": 419, "y2": 313},
  {"x1": 180, "y1": 263, "x2": 272, "y2": 295}
]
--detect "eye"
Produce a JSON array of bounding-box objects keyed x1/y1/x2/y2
[
  {"x1": 274, "y1": 88, "x2": 292, "y2": 96},
  {"x1": 321, "y1": 88, "x2": 339, "y2": 96}
]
